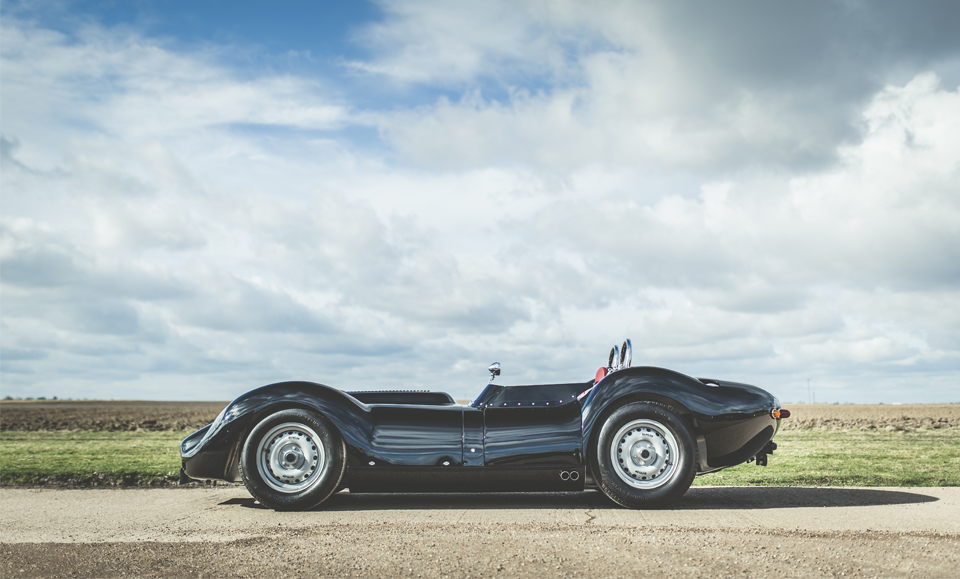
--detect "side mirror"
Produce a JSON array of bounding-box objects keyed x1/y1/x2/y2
[{"x1": 488, "y1": 362, "x2": 501, "y2": 382}]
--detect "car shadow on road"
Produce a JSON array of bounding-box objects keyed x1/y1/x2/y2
[
  {"x1": 677, "y1": 486, "x2": 939, "y2": 509},
  {"x1": 218, "y1": 486, "x2": 938, "y2": 511}
]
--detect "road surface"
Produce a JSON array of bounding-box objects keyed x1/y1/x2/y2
[{"x1": 2, "y1": 486, "x2": 957, "y2": 578}]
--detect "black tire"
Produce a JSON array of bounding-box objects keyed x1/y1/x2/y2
[
  {"x1": 240, "y1": 408, "x2": 345, "y2": 511},
  {"x1": 595, "y1": 402, "x2": 696, "y2": 509}
]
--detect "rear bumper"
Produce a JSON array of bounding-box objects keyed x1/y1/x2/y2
[{"x1": 701, "y1": 413, "x2": 779, "y2": 469}]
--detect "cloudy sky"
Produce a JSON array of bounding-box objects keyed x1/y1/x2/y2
[{"x1": 2, "y1": 1, "x2": 958, "y2": 403}]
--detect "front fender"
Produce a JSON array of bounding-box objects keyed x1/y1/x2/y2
[{"x1": 181, "y1": 381, "x2": 370, "y2": 482}]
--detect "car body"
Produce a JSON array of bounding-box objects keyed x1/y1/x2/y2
[{"x1": 180, "y1": 340, "x2": 787, "y2": 509}]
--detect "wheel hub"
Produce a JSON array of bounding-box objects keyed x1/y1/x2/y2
[
  {"x1": 281, "y1": 445, "x2": 304, "y2": 468},
  {"x1": 610, "y1": 419, "x2": 680, "y2": 490},
  {"x1": 256, "y1": 423, "x2": 326, "y2": 493},
  {"x1": 629, "y1": 441, "x2": 656, "y2": 465}
]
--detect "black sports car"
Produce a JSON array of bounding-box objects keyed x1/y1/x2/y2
[{"x1": 180, "y1": 339, "x2": 788, "y2": 510}]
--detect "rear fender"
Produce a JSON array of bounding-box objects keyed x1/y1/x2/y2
[
  {"x1": 581, "y1": 367, "x2": 720, "y2": 475},
  {"x1": 581, "y1": 367, "x2": 778, "y2": 476}
]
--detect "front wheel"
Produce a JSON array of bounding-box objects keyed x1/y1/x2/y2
[
  {"x1": 595, "y1": 402, "x2": 696, "y2": 509},
  {"x1": 240, "y1": 408, "x2": 345, "y2": 511}
]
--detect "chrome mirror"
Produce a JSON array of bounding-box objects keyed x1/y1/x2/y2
[{"x1": 488, "y1": 362, "x2": 501, "y2": 382}]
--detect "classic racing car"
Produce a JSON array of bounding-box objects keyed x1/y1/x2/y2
[{"x1": 180, "y1": 339, "x2": 788, "y2": 510}]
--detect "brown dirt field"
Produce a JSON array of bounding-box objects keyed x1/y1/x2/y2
[
  {"x1": 1, "y1": 400, "x2": 958, "y2": 432},
  {"x1": 778, "y1": 403, "x2": 960, "y2": 431},
  {"x1": 0, "y1": 400, "x2": 227, "y2": 432}
]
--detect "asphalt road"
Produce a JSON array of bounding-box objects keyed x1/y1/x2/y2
[{"x1": 2, "y1": 486, "x2": 958, "y2": 578}]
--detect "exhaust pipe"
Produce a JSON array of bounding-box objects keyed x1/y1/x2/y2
[
  {"x1": 559, "y1": 471, "x2": 581, "y2": 481},
  {"x1": 570, "y1": 470, "x2": 580, "y2": 481},
  {"x1": 559, "y1": 471, "x2": 570, "y2": 481}
]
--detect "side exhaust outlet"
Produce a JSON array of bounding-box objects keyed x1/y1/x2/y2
[{"x1": 559, "y1": 471, "x2": 581, "y2": 481}]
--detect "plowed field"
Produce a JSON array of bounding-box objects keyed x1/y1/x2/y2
[
  {"x1": 0, "y1": 401, "x2": 226, "y2": 432},
  {"x1": 1, "y1": 400, "x2": 958, "y2": 432},
  {"x1": 778, "y1": 403, "x2": 960, "y2": 431}
]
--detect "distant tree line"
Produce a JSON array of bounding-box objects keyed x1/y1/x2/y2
[{"x1": 1, "y1": 396, "x2": 63, "y2": 401}]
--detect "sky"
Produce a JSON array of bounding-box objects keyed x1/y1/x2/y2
[{"x1": 1, "y1": 0, "x2": 959, "y2": 404}]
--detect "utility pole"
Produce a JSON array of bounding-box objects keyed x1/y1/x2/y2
[{"x1": 807, "y1": 379, "x2": 811, "y2": 405}]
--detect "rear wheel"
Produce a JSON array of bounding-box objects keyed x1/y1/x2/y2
[
  {"x1": 240, "y1": 408, "x2": 345, "y2": 511},
  {"x1": 595, "y1": 402, "x2": 696, "y2": 509}
]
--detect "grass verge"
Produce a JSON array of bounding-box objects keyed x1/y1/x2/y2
[
  {"x1": 0, "y1": 431, "x2": 191, "y2": 486},
  {"x1": 692, "y1": 427, "x2": 960, "y2": 487},
  {"x1": 2, "y1": 428, "x2": 958, "y2": 488}
]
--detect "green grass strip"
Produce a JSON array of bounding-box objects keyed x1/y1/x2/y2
[
  {"x1": 2, "y1": 427, "x2": 958, "y2": 487},
  {"x1": 0, "y1": 430, "x2": 191, "y2": 486},
  {"x1": 692, "y1": 427, "x2": 960, "y2": 487}
]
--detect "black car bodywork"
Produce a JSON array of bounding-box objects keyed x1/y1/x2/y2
[{"x1": 181, "y1": 343, "x2": 785, "y2": 509}]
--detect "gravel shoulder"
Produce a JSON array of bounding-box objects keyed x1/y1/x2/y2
[{"x1": 2, "y1": 486, "x2": 957, "y2": 578}]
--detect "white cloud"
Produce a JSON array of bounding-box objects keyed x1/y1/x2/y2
[
  {"x1": 0, "y1": 18, "x2": 354, "y2": 148},
  {"x1": 366, "y1": 1, "x2": 960, "y2": 173},
  {"x1": 348, "y1": 0, "x2": 593, "y2": 84},
  {"x1": 1, "y1": 10, "x2": 958, "y2": 403}
]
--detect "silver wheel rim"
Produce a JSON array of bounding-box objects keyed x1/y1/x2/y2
[
  {"x1": 256, "y1": 422, "x2": 325, "y2": 493},
  {"x1": 610, "y1": 419, "x2": 680, "y2": 490}
]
